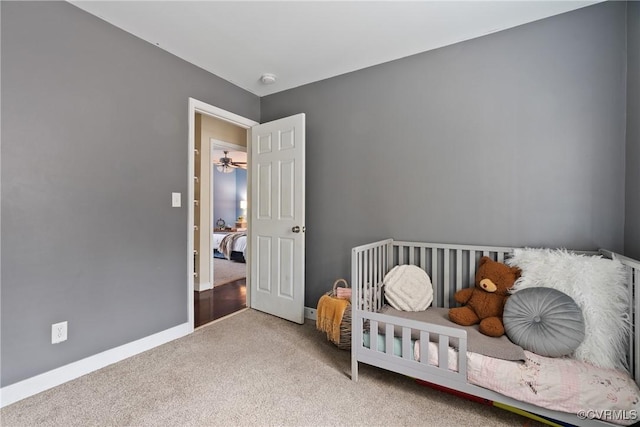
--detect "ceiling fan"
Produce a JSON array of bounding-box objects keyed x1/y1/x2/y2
[{"x1": 215, "y1": 151, "x2": 246, "y2": 173}]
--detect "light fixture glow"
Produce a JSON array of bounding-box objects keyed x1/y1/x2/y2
[{"x1": 216, "y1": 164, "x2": 234, "y2": 174}]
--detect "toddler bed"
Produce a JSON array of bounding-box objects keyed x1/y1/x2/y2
[{"x1": 351, "y1": 239, "x2": 640, "y2": 426}]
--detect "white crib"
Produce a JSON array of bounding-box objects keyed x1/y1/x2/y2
[{"x1": 351, "y1": 239, "x2": 640, "y2": 427}]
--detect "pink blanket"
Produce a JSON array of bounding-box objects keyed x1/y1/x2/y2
[{"x1": 414, "y1": 343, "x2": 640, "y2": 425}]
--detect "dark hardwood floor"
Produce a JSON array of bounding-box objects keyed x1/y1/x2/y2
[{"x1": 194, "y1": 278, "x2": 247, "y2": 328}]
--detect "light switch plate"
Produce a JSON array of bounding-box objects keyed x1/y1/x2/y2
[{"x1": 172, "y1": 192, "x2": 181, "y2": 207}]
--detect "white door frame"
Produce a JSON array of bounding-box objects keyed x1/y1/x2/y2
[{"x1": 187, "y1": 98, "x2": 258, "y2": 331}]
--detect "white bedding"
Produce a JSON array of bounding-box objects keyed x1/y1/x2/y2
[{"x1": 213, "y1": 232, "x2": 247, "y2": 257}]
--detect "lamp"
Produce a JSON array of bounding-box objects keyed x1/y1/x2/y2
[
  {"x1": 216, "y1": 164, "x2": 234, "y2": 174},
  {"x1": 237, "y1": 200, "x2": 248, "y2": 229}
]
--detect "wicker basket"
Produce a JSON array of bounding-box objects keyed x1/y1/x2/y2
[{"x1": 328, "y1": 278, "x2": 351, "y2": 350}]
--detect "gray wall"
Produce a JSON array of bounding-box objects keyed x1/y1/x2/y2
[
  {"x1": 626, "y1": 1, "x2": 640, "y2": 259},
  {"x1": 1, "y1": 1, "x2": 259, "y2": 386},
  {"x1": 261, "y1": 1, "x2": 628, "y2": 308}
]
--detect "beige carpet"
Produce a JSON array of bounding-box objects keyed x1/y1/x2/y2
[
  {"x1": 214, "y1": 257, "x2": 246, "y2": 287},
  {"x1": 0, "y1": 310, "x2": 546, "y2": 427}
]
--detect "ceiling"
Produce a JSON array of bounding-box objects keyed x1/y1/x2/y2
[{"x1": 69, "y1": 1, "x2": 600, "y2": 97}]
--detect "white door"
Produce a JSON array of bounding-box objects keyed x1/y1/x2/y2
[{"x1": 250, "y1": 114, "x2": 305, "y2": 324}]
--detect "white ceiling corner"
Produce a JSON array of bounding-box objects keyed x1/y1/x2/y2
[{"x1": 68, "y1": 1, "x2": 602, "y2": 97}]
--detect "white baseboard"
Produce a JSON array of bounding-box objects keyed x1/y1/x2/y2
[
  {"x1": 194, "y1": 281, "x2": 212, "y2": 292},
  {"x1": 304, "y1": 306, "x2": 317, "y2": 321},
  {"x1": 0, "y1": 322, "x2": 191, "y2": 408}
]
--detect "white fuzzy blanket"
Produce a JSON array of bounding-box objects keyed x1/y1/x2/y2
[{"x1": 506, "y1": 248, "x2": 630, "y2": 371}]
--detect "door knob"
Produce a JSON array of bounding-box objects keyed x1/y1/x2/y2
[{"x1": 292, "y1": 226, "x2": 301, "y2": 233}]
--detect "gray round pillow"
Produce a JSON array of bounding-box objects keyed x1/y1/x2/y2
[{"x1": 504, "y1": 287, "x2": 585, "y2": 357}]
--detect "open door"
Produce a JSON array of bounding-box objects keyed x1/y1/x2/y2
[{"x1": 250, "y1": 114, "x2": 305, "y2": 324}]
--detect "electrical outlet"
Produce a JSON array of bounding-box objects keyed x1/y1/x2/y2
[
  {"x1": 52, "y1": 321, "x2": 68, "y2": 344},
  {"x1": 304, "y1": 307, "x2": 317, "y2": 321}
]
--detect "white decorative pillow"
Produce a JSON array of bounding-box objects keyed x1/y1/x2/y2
[
  {"x1": 506, "y1": 248, "x2": 629, "y2": 371},
  {"x1": 383, "y1": 265, "x2": 433, "y2": 311}
]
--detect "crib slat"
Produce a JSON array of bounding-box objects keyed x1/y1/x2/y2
[
  {"x1": 456, "y1": 249, "x2": 462, "y2": 294},
  {"x1": 380, "y1": 245, "x2": 385, "y2": 309},
  {"x1": 439, "y1": 335, "x2": 449, "y2": 369},
  {"x1": 362, "y1": 249, "x2": 368, "y2": 311},
  {"x1": 375, "y1": 246, "x2": 380, "y2": 310},
  {"x1": 358, "y1": 251, "x2": 363, "y2": 311},
  {"x1": 364, "y1": 251, "x2": 370, "y2": 311},
  {"x1": 370, "y1": 320, "x2": 378, "y2": 351},
  {"x1": 420, "y1": 330, "x2": 429, "y2": 364},
  {"x1": 364, "y1": 249, "x2": 369, "y2": 310},
  {"x1": 372, "y1": 248, "x2": 377, "y2": 311},
  {"x1": 431, "y1": 248, "x2": 438, "y2": 307},
  {"x1": 443, "y1": 250, "x2": 450, "y2": 308},
  {"x1": 402, "y1": 327, "x2": 411, "y2": 359},
  {"x1": 378, "y1": 245, "x2": 383, "y2": 309},
  {"x1": 371, "y1": 247, "x2": 377, "y2": 311},
  {"x1": 458, "y1": 335, "x2": 467, "y2": 376},
  {"x1": 385, "y1": 323, "x2": 394, "y2": 355},
  {"x1": 469, "y1": 250, "x2": 477, "y2": 287},
  {"x1": 358, "y1": 252, "x2": 365, "y2": 309}
]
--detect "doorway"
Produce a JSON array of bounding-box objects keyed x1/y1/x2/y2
[
  {"x1": 187, "y1": 98, "x2": 258, "y2": 330},
  {"x1": 195, "y1": 140, "x2": 248, "y2": 327}
]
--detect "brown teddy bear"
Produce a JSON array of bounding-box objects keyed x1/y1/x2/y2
[{"x1": 448, "y1": 256, "x2": 521, "y2": 337}]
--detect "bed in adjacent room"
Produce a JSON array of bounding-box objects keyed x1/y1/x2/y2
[{"x1": 213, "y1": 231, "x2": 247, "y2": 262}]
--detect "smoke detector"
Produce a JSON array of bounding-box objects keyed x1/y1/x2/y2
[{"x1": 260, "y1": 73, "x2": 277, "y2": 85}]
